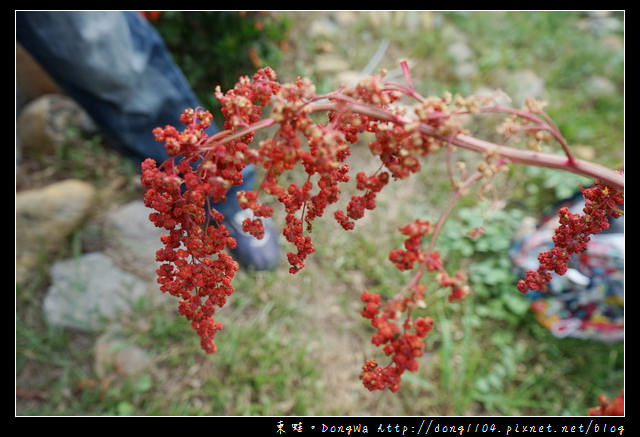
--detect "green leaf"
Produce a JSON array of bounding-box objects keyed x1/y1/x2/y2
[
  {"x1": 135, "y1": 373, "x2": 153, "y2": 393},
  {"x1": 503, "y1": 293, "x2": 530, "y2": 316},
  {"x1": 116, "y1": 401, "x2": 135, "y2": 416}
]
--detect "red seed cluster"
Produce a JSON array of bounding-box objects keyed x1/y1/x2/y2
[
  {"x1": 141, "y1": 150, "x2": 239, "y2": 353},
  {"x1": 517, "y1": 180, "x2": 624, "y2": 293},
  {"x1": 588, "y1": 390, "x2": 624, "y2": 416},
  {"x1": 388, "y1": 219, "x2": 470, "y2": 303},
  {"x1": 143, "y1": 69, "x2": 282, "y2": 353},
  {"x1": 389, "y1": 219, "x2": 433, "y2": 271},
  {"x1": 357, "y1": 215, "x2": 474, "y2": 392},
  {"x1": 437, "y1": 269, "x2": 471, "y2": 303},
  {"x1": 359, "y1": 289, "x2": 434, "y2": 392}
]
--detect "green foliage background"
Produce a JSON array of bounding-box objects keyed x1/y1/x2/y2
[{"x1": 151, "y1": 11, "x2": 291, "y2": 110}]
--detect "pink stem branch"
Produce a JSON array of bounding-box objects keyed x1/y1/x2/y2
[
  {"x1": 478, "y1": 106, "x2": 575, "y2": 164},
  {"x1": 199, "y1": 100, "x2": 623, "y2": 190},
  {"x1": 449, "y1": 132, "x2": 622, "y2": 189}
]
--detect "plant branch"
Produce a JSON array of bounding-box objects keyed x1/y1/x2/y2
[
  {"x1": 477, "y1": 105, "x2": 575, "y2": 164},
  {"x1": 200, "y1": 100, "x2": 623, "y2": 190}
]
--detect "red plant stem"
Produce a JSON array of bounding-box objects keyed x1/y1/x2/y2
[
  {"x1": 200, "y1": 118, "x2": 276, "y2": 149},
  {"x1": 200, "y1": 100, "x2": 623, "y2": 190},
  {"x1": 477, "y1": 105, "x2": 575, "y2": 163},
  {"x1": 430, "y1": 171, "x2": 484, "y2": 254},
  {"x1": 450, "y1": 132, "x2": 622, "y2": 189},
  {"x1": 312, "y1": 101, "x2": 622, "y2": 189}
]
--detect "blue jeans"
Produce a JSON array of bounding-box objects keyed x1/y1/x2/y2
[{"x1": 16, "y1": 11, "x2": 253, "y2": 217}]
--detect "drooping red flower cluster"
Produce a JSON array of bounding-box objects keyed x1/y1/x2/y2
[
  {"x1": 141, "y1": 150, "x2": 239, "y2": 353},
  {"x1": 589, "y1": 390, "x2": 624, "y2": 416},
  {"x1": 389, "y1": 219, "x2": 434, "y2": 271},
  {"x1": 437, "y1": 269, "x2": 471, "y2": 303},
  {"x1": 359, "y1": 288, "x2": 434, "y2": 392},
  {"x1": 388, "y1": 219, "x2": 470, "y2": 303},
  {"x1": 357, "y1": 217, "x2": 474, "y2": 392},
  {"x1": 517, "y1": 180, "x2": 624, "y2": 293},
  {"x1": 141, "y1": 69, "x2": 283, "y2": 353}
]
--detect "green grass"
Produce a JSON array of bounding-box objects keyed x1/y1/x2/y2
[
  {"x1": 16, "y1": 11, "x2": 623, "y2": 416},
  {"x1": 444, "y1": 11, "x2": 624, "y2": 167}
]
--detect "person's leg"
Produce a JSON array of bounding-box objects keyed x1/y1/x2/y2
[
  {"x1": 16, "y1": 11, "x2": 279, "y2": 270},
  {"x1": 16, "y1": 11, "x2": 201, "y2": 164}
]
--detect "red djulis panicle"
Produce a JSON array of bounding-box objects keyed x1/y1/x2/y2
[
  {"x1": 517, "y1": 181, "x2": 624, "y2": 294},
  {"x1": 141, "y1": 63, "x2": 623, "y2": 395}
]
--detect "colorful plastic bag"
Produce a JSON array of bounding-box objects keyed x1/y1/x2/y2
[{"x1": 510, "y1": 193, "x2": 624, "y2": 341}]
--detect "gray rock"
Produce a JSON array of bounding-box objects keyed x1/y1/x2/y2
[
  {"x1": 335, "y1": 70, "x2": 362, "y2": 87},
  {"x1": 504, "y1": 70, "x2": 545, "y2": 107},
  {"x1": 43, "y1": 252, "x2": 149, "y2": 331},
  {"x1": 309, "y1": 16, "x2": 340, "y2": 38},
  {"x1": 589, "y1": 16, "x2": 622, "y2": 35},
  {"x1": 447, "y1": 41, "x2": 474, "y2": 64},
  {"x1": 600, "y1": 35, "x2": 623, "y2": 51},
  {"x1": 440, "y1": 23, "x2": 468, "y2": 45},
  {"x1": 405, "y1": 11, "x2": 433, "y2": 32},
  {"x1": 332, "y1": 11, "x2": 358, "y2": 27},
  {"x1": 94, "y1": 332, "x2": 152, "y2": 377},
  {"x1": 584, "y1": 75, "x2": 617, "y2": 99},
  {"x1": 314, "y1": 54, "x2": 351, "y2": 75},
  {"x1": 16, "y1": 179, "x2": 96, "y2": 284},
  {"x1": 17, "y1": 94, "x2": 97, "y2": 157},
  {"x1": 103, "y1": 200, "x2": 166, "y2": 281},
  {"x1": 453, "y1": 62, "x2": 479, "y2": 80}
]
